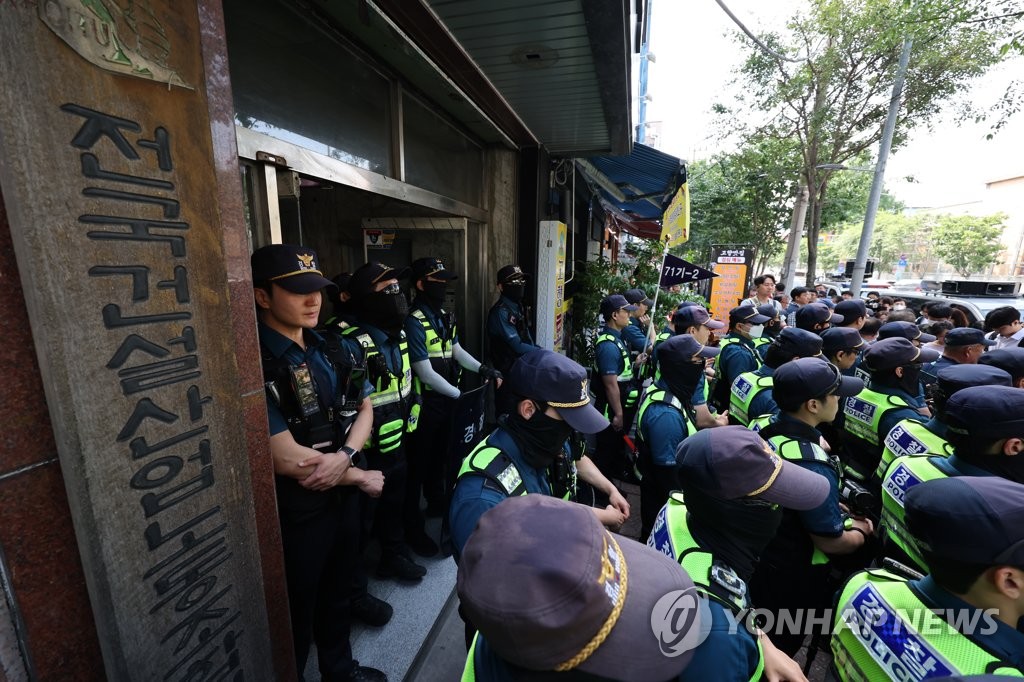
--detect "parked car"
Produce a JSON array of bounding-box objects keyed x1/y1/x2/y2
[{"x1": 880, "y1": 281, "x2": 1024, "y2": 326}]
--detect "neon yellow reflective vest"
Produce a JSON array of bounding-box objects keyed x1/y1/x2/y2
[
  {"x1": 876, "y1": 418, "x2": 952, "y2": 481},
  {"x1": 456, "y1": 433, "x2": 574, "y2": 501},
  {"x1": 832, "y1": 569, "x2": 1024, "y2": 681},
  {"x1": 842, "y1": 388, "x2": 913, "y2": 448},
  {"x1": 840, "y1": 387, "x2": 915, "y2": 481},
  {"x1": 342, "y1": 327, "x2": 416, "y2": 453},
  {"x1": 758, "y1": 424, "x2": 836, "y2": 566},
  {"x1": 648, "y1": 494, "x2": 765, "y2": 681},
  {"x1": 409, "y1": 307, "x2": 461, "y2": 395},
  {"x1": 651, "y1": 329, "x2": 672, "y2": 381},
  {"x1": 594, "y1": 331, "x2": 638, "y2": 410},
  {"x1": 878, "y1": 455, "x2": 952, "y2": 572},
  {"x1": 730, "y1": 371, "x2": 773, "y2": 427},
  {"x1": 636, "y1": 386, "x2": 697, "y2": 445}
]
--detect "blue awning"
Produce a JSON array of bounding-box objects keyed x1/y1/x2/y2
[{"x1": 582, "y1": 143, "x2": 685, "y2": 224}]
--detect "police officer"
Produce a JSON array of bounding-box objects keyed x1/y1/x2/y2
[
  {"x1": 876, "y1": 364, "x2": 1010, "y2": 481},
  {"x1": 709, "y1": 305, "x2": 770, "y2": 412},
  {"x1": 592, "y1": 294, "x2": 642, "y2": 483},
  {"x1": 622, "y1": 287, "x2": 655, "y2": 359},
  {"x1": 838, "y1": 337, "x2": 940, "y2": 487},
  {"x1": 635, "y1": 334, "x2": 719, "y2": 539},
  {"x1": 664, "y1": 304, "x2": 729, "y2": 429},
  {"x1": 252, "y1": 245, "x2": 387, "y2": 682},
  {"x1": 928, "y1": 326, "x2": 995, "y2": 376},
  {"x1": 795, "y1": 301, "x2": 843, "y2": 334},
  {"x1": 732, "y1": 327, "x2": 823, "y2": 427},
  {"x1": 757, "y1": 302, "x2": 785, "y2": 348},
  {"x1": 449, "y1": 349, "x2": 623, "y2": 557},
  {"x1": 832, "y1": 476, "x2": 1024, "y2": 680},
  {"x1": 821, "y1": 327, "x2": 865, "y2": 373},
  {"x1": 878, "y1": 320, "x2": 936, "y2": 346},
  {"x1": 748, "y1": 358, "x2": 871, "y2": 656},
  {"x1": 458, "y1": 496, "x2": 699, "y2": 682},
  {"x1": 402, "y1": 257, "x2": 501, "y2": 556},
  {"x1": 342, "y1": 261, "x2": 426, "y2": 582},
  {"x1": 979, "y1": 347, "x2": 1024, "y2": 388},
  {"x1": 486, "y1": 264, "x2": 539, "y2": 417},
  {"x1": 879, "y1": 383, "x2": 1024, "y2": 572},
  {"x1": 833, "y1": 298, "x2": 867, "y2": 331},
  {"x1": 323, "y1": 272, "x2": 355, "y2": 330},
  {"x1": 648, "y1": 427, "x2": 831, "y2": 681}
]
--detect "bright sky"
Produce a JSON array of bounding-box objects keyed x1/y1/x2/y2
[{"x1": 645, "y1": 0, "x2": 1024, "y2": 209}]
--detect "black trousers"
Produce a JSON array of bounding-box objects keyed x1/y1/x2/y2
[
  {"x1": 591, "y1": 400, "x2": 638, "y2": 485},
  {"x1": 639, "y1": 459, "x2": 678, "y2": 542},
  {"x1": 279, "y1": 489, "x2": 360, "y2": 681},
  {"x1": 405, "y1": 393, "x2": 454, "y2": 535},
  {"x1": 363, "y1": 445, "x2": 408, "y2": 559}
]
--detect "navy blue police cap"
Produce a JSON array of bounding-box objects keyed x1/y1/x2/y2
[
  {"x1": 861, "y1": 337, "x2": 940, "y2": 371},
  {"x1": 772, "y1": 357, "x2": 863, "y2": 408},
  {"x1": 795, "y1": 302, "x2": 843, "y2": 329},
  {"x1": 411, "y1": 257, "x2": 458, "y2": 281},
  {"x1": 729, "y1": 305, "x2": 770, "y2": 325},
  {"x1": 673, "y1": 305, "x2": 726, "y2": 331},
  {"x1": 624, "y1": 288, "x2": 654, "y2": 308},
  {"x1": 675, "y1": 427, "x2": 829, "y2": 510},
  {"x1": 347, "y1": 261, "x2": 411, "y2": 297},
  {"x1": 936, "y1": 364, "x2": 1011, "y2": 396},
  {"x1": 251, "y1": 244, "x2": 338, "y2": 294},
  {"x1": 756, "y1": 303, "x2": 780, "y2": 320},
  {"x1": 834, "y1": 298, "x2": 866, "y2": 322},
  {"x1": 506, "y1": 349, "x2": 608, "y2": 434},
  {"x1": 601, "y1": 294, "x2": 637, "y2": 319},
  {"x1": 458, "y1": 495, "x2": 700, "y2": 680},
  {"x1": 978, "y1": 347, "x2": 1024, "y2": 381},
  {"x1": 658, "y1": 334, "x2": 720, "y2": 365},
  {"x1": 906, "y1": 476, "x2": 1024, "y2": 566},
  {"x1": 944, "y1": 327, "x2": 996, "y2": 347},
  {"x1": 944, "y1": 384, "x2": 1024, "y2": 440},
  {"x1": 497, "y1": 264, "x2": 528, "y2": 284},
  {"x1": 820, "y1": 327, "x2": 864, "y2": 355},
  {"x1": 878, "y1": 320, "x2": 935, "y2": 344},
  {"x1": 772, "y1": 327, "x2": 823, "y2": 357}
]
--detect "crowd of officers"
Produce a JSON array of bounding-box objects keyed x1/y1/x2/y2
[{"x1": 252, "y1": 244, "x2": 1024, "y2": 682}]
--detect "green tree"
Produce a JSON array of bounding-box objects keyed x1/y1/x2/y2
[
  {"x1": 719, "y1": 0, "x2": 1007, "y2": 284},
  {"x1": 817, "y1": 212, "x2": 933, "y2": 277},
  {"x1": 569, "y1": 238, "x2": 706, "y2": 368},
  {"x1": 931, "y1": 213, "x2": 1007, "y2": 277},
  {"x1": 685, "y1": 135, "x2": 801, "y2": 274}
]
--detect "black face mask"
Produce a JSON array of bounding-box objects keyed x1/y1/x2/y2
[
  {"x1": 421, "y1": 281, "x2": 448, "y2": 308},
  {"x1": 897, "y1": 364, "x2": 922, "y2": 396},
  {"x1": 359, "y1": 291, "x2": 408, "y2": 337},
  {"x1": 683, "y1": 485, "x2": 783, "y2": 581},
  {"x1": 505, "y1": 408, "x2": 573, "y2": 469},
  {"x1": 503, "y1": 283, "x2": 526, "y2": 303},
  {"x1": 960, "y1": 449, "x2": 1024, "y2": 484},
  {"x1": 764, "y1": 320, "x2": 783, "y2": 338},
  {"x1": 661, "y1": 361, "x2": 704, "y2": 403}
]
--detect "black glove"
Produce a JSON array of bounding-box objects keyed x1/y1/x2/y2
[{"x1": 478, "y1": 364, "x2": 503, "y2": 381}]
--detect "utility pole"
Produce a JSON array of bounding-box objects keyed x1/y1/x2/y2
[
  {"x1": 781, "y1": 185, "x2": 809, "y2": 289},
  {"x1": 850, "y1": 34, "x2": 913, "y2": 297}
]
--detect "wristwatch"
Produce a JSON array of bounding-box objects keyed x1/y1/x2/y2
[{"x1": 339, "y1": 445, "x2": 364, "y2": 468}]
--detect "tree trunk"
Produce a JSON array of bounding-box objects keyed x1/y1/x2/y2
[{"x1": 804, "y1": 181, "x2": 829, "y2": 286}]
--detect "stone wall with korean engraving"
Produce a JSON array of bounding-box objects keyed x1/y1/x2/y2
[{"x1": 0, "y1": 2, "x2": 274, "y2": 679}]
